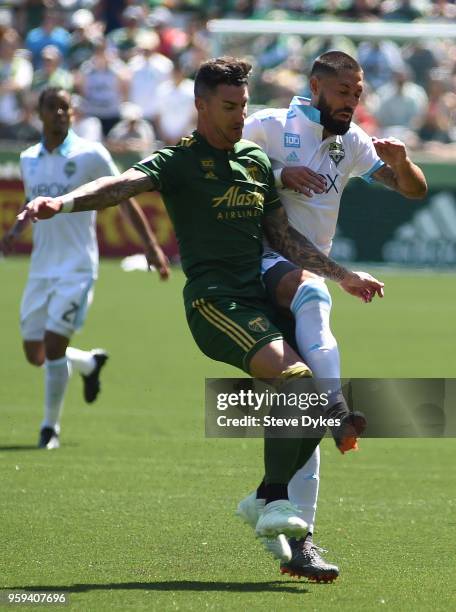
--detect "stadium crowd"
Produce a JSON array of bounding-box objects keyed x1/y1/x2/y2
[{"x1": 0, "y1": 0, "x2": 455, "y2": 154}]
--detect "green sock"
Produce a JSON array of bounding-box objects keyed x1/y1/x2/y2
[{"x1": 264, "y1": 436, "x2": 302, "y2": 485}]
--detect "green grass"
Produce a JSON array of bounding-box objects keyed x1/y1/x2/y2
[{"x1": 1, "y1": 259, "x2": 455, "y2": 611}]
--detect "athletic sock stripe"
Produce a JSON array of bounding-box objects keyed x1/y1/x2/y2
[
  {"x1": 203, "y1": 301, "x2": 256, "y2": 347},
  {"x1": 194, "y1": 300, "x2": 251, "y2": 351},
  {"x1": 196, "y1": 303, "x2": 252, "y2": 352},
  {"x1": 292, "y1": 289, "x2": 331, "y2": 313}
]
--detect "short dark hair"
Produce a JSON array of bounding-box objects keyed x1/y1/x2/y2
[
  {"x1": 310, "y1": 51, "x2": 362, "y2": 78},
  {"x1": 38, "y1": 87, "x2": 70, "y2": 111},
  {"x1": 194, "y1": 57, "x2": 252, "y2": 98}
]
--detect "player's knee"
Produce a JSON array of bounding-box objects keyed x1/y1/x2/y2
[
  {"x1": 44, "y1": 332, "x2": 69, "y2": 361},
  {"x1": 290, "y1": 279, "x2": 332, "y2": 318},
  {"x1": 275, "y1": 269, "x2": 305, "y2": 309},
  {"x1": 23, "y1": 347, "x2": 44, "y2": 367}
]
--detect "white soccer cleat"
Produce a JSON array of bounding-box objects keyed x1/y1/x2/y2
[
  {"x1": 255, "y1": 500, "x2": 308, "y2": 540},
  {"x1": 236, "y1": 492, "x2": 292, "y2": 561},
  {"x1": 236, "y1": 491, "x2": 264, "y2": 528}
]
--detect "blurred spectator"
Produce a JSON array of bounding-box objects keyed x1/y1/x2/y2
[
  {"x1": 426, "y1": 0, "x2": 456, "y2": 21},
  {"x1": 6, "y1": 99, "x2": 41, "y2": 142},
  {"x1": 155, "y1": 59, "x2": 196, "y2": 144},
  {"x1": 106, "y1": 102, "x2": 155, "y2": 154},
  {"x1": 25, "y1": 9, "x2": 70, "y2": 68},
  {"x1": 107, "y1": 5, "x2": 147, "y2": 63},
  {"x1": 148, "y1": 7, "x2": 188, "y2": 59},
  {"x1": 0, "y1": 29, "x2": 33, "y2": 130},
  {"x1": 338, "y1": 0, "x2": 382, "y2": 21},
  {"x1": 76, "y1": 39, "x2": 129, "y2": 136},
  {"x1": 128, "y1": 31, "x2": 173, "y2": 124},
  {"x1": 417, "y1": 73, "x2": 454, "y2": 144},
  {"x1": 31, "y1": 45, "x2": 73, "y2": 99},
  {"x1": 67, "y1": 9, "x2": 102, "y2": 70},
  {"x1": 358, "y1": 40, "x2": 404, "y2": 90},
  {"x1": 97, "y1": 0, "x2": 125, "y2": 33},
  {"x1": 403, "y1": 42, "x2": 440, "y2": 89},
  {"x1": 383, "y1": 0, "x2": 423, "y2": 21},
  {"x1": 71, "y1": 94, "x2": 103, "y2": 142},
  {"x1": 0, "y1": 8, "x2": 13, "y2": 34},
  {"x1": 301, "y1": 36, "x2": 358, "y2": 70},
  {"x1": 374, "y1": 68, "x2": 428, "y2": 131},
  {"x1": 178, "y1": 15, "x2": 211, "y2": 78}
]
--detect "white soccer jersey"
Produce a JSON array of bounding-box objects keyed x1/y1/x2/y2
[
  {"x1": 243, "y1": 97, "x2": 384, "y2": 255},
  {"x1": 20, "y1": 130, "x2": 119, "y2": 279}
]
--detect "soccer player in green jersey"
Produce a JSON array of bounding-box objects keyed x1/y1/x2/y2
[{"x1": 19, "y1": 57, "x2": 383, "y2": 550}]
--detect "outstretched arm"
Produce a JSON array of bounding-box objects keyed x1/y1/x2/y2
[
  {"x1": 263, "y1": 207, "x2": 384, "y2": 300},
  {"x1": 17, "y1": 168, "x2": 156, "y2": 221},
  {"x1": 0, "y1": 203, "x2": 30, "y2": 255},
  {"x1": 119, "y1": 198, "x2": 170, "y2": 280},
  {"x1": 371, "y1": 137, "x2": 427, "y2": 199}
]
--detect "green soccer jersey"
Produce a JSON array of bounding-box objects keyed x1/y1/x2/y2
[{"x1": 134, "y1": 131, "x2": 282, "y2": 305}]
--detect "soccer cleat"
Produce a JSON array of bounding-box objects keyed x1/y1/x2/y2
[
  {"x1": 327, "y1": 402, "x2": 367, "y2": 454},
  {"x1": 38, "y1": 427, "x2": 60, "y2": 450},
  {"x1": 332, "y1": 411, "x2": 367, "y2": 454},
  {"x1": 82, "y1": 349, "x2": 109, "y2": 403},
  {"x1": 280, "y1": 539, "x2": 339, "y2": 583},
  {"x1": 255, "y1": 500, "x2": 308, "y2": 540},
  {"x1": 236, "y1": 492, "x2": 292, "y2": 561}
]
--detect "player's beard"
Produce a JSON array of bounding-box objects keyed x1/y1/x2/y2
[{"x1": 317, "y1": 93, "x2": 352, "y2": 135}]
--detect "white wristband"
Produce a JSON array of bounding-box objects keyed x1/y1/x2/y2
[
  {"x1": 273, "y1": 167, "x2": 284, "y2": 188},
  {"x1": 60, "y1": 194, "x2": 74, "y2": 213}
]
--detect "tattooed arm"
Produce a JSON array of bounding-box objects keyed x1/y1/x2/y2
[
  {"x1": 371, "y1": 137, "x2": 427, "y2": 199},
  {"x1": 263, "y1": 207, "x2": 384, "y2": 299},
  {"x1": 17, "y1": 168, "x2": 156, "y2": 221}
]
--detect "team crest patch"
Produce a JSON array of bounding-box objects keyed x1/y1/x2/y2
[
  {"x1": 246, "y1": 165, "x2": 262, "y2": 182},
  {"x1": 201, "y1": 159, "x2": 215, "y2": 170},
  {"x1": 248, "y1": 316, "x2": 270, "y2": 333},
  {"x1": 64, "y1": 161, "x2": 76, "y2": 177},
  {"x1": 328, "y1": 142, "x2": 345, "y2": 166}
]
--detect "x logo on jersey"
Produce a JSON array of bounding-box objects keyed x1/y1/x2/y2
[{"x1": 318, "y1": 173, "x2": 339, "y2": 194}]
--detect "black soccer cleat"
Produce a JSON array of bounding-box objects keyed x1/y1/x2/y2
[
  {"x1": 326, "y1": 401, "x2": 367, "y2": 454},
  {"x1": 280, "y1": 539, "x2": 339, "y2": 583},
  {"x1": 332, "y1": 411, "x2": 367, "y2": 454},
  {"x1": 38, "y1": 426, "x2": 60, "y2": 450},
  {"x1": 82, "y1": 349, "x2": 109, "y2": 403}
]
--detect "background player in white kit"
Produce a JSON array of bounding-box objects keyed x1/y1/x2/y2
[
  {"x1": 239, "y1": 51, "x2": 427, "y2": 580},
  {"x1": 0, "y1": 87, "x2": 170, "y2": 450}
]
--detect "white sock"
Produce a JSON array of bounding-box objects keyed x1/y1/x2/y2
[
  {"x1": 288, "y1": 446, "x2": 320, "y2": 533},
  {"x1": 66, "y1": 346, "x2": 96, "y2": 376},
  {"x1": 291, "y1": 279, "x2": 341, "y2": 399},
  {"x1": 42, "y1": 356, "x2": 70, "y2": 432}
]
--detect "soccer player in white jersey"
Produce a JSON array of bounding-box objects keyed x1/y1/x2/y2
[
  {"x1": 0, "y1": 87, "x2": 170, "y2": 450},
  {"x1": 239, "y1": 51, "x2": 427, "y2": 581}
]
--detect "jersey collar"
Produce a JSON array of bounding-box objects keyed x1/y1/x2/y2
[
  {"x1": 289, "y1": 97, "x2": 346, "y2": 144},
  {"x1": 39, "y1": 129, "x2": 77, "y2": 157},
  {"x1": 290, "y1": 96, "x2": 321, "y2": 123},
  {"x1": 193, "y1": 130, "x2": 235, "y2": 156}
]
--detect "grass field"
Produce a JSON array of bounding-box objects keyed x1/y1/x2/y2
[{"x1": 1, "y1": 258, "x2": 455, "y2": 611}]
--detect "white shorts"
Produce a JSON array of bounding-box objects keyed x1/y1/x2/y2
[{"x1": 20, "y1": 274, "x2": 95, "y2": 341}]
